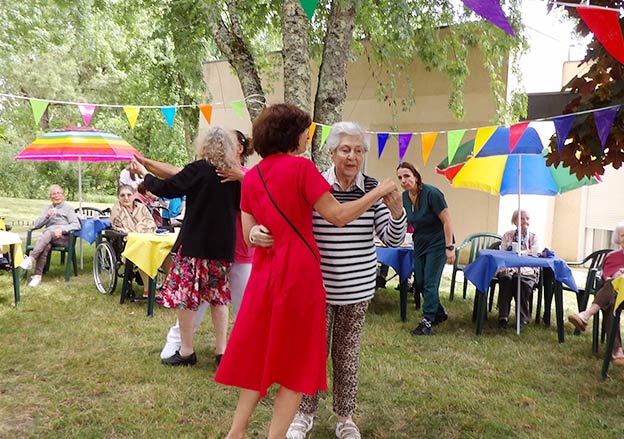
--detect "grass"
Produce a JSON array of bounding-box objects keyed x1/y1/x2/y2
[{"x1": 1, "y1": 197, "x2": 624, "y2": 438}]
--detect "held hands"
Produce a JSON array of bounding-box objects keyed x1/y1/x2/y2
[
  {"x1": 249, "y1": 224, "x2": 274, "y2": 248},
  {"x1": 377, "y1": 179, "x2": 398, "y2": 197},
  {"x1": 217, "y1": 166, "x2": 245, "y2": 183},
  {"x1": 130, "y1": 159, "x2": 148, "y2": 178}
]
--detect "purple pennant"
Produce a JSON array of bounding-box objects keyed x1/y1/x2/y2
[
  {"x1": 594, "y1": 106, "x2": 619, "y2": 148},
  {"x1": 553, "y1": 115, "x2": 576, "y2": 153},
  {"x1": 398, "y1": 133, "x2": 413, "y2": 163},
  {"x1": 377, "y1": 133, "x2": 389, "y2": 159},
  {"x1": 461, "y1": 0, "x2": 515, "y2": 36}
]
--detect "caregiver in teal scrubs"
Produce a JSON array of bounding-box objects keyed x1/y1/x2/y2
[{"x1": 396, "y1": 162, "x2": 455, "y2": 336}]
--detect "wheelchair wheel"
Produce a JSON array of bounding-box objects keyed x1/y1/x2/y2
[{"x1": 93, "y1": 241, "x2": 118, "y2": 294}]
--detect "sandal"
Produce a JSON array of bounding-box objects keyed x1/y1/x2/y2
[
  {"x1": 335, "y1": 419, "x2": 361, "y2": 439},
  {"x1": 567, "y1": 314, "x2": 588, "y2": 332},
  {"x1": 286, "y1": 412, "x2": 313, "y2": 439}
]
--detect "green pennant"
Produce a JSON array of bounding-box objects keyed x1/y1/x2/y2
[
  {"x1": 30, "y1": 99, "x2": 49, "y2": 125},
  {"x1": 230, "y1": 100, "x2": 245, "y2": 119},
  {"x1": 447, "y1": 129, "x2": 466, "y2": 164},
  {"x1": 320, "y1": 125, "x2": 331, "y2": 148},
  {"x1": 300, "y1": 0, "x2": 318, "y2": 21}
]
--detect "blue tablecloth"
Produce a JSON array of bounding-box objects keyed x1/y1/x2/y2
[
  {"x1": 463, "y1": 249, "x2": 578, "y2": 293},
  {"x1": 75, "y1": 218, "x2": 111, "y2": 244},
  {"x1": 375, "y1": 245, "x2": 413, "y2": 283}
]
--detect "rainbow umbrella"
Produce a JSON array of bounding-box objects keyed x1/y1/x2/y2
[{"x1": 15, "y1": 127, "x2": 142, "y2": 210}]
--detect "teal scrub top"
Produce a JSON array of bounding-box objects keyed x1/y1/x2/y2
[{"x1": 402, "y1": 184, "x2": 447, "y2": 256}]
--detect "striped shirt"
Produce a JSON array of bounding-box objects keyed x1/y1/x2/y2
[{"x1": 312, "y1": 167, "x2": 407, "y2": 305}]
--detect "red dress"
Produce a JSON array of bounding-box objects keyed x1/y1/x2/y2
[{"x1": 215, "y1": 154, "x2": 330, "y2": 396}]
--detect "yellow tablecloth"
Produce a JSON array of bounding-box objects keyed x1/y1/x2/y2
[
  {"x1": 612, "y1": 276, "x2": 624, "y2": 314},
  {"x1": 0, "y1": 231, "x2": 24, "y2": 267},
  {"x1": 121, "y1": 231, "x2": 178, "y2": 278}
]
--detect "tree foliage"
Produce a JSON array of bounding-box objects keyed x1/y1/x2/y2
[{"x1": 545, "y1": 0, "x2": 624, "y2": 179}]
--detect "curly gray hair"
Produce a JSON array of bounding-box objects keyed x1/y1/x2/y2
[
  {"x1": 324, "y1": 121, "x2": 370, "y2": 152},
  {"x1": 196, "y1": 126, "x2": 237, "y2": 169}
]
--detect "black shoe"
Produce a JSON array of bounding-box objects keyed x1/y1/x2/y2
[
  {"x1": 215, "y1": 354, "x2": 223, "y2": 368},
  {"x1": 498, "y1": 319, "x2": 509, "y2": 329},
  {"x1": 375, "y1": 276, "x2": 387, "y2": 289},
  {"x1": 433, "y1": 312, "x2": 448, "y2": 326},
  {"x1": 411, "y1": 319, "x2": 432, "y2": 336},
  {"x1": 161, "y1": 350, "x2": 197, "y2": 366}
]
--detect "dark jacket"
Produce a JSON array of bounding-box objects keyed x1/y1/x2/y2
[{"x1": 144, "y1": 159, "x2": 239, "y2": 261}]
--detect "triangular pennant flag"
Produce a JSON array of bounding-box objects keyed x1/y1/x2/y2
[
  {"x1": 509, "y1": 121, "x2": 530, "y2": 153},
  {"x1": 473, "y1": 126, "x2": 497, "y2": 157},
  {"x1": 198, "y1": 104, "x2": 213, "y2": 124},
  {"x1": 594, "y1": 106, "x2": 619, "y2": 148},
  {"x1": 461, "y1": 0, "x2": 515, "y2": 36},
  {"x1": 320, "y1": 125, "x2": 331, "y2": 148},
  {"x1": 299, "y1": 0, "x2": 318, "y2": 21},
  {"x1": 230, "y1": 100, "x2": 244, "y2": 119},
  {"x1": 577, "y1": 6, "x2": 624, "y2": 64},
  {"x1": 421, "y1": 132, "x2": 438, "y2": 166},
  {"x1": 398, "y1": 133, "x2": 413, "y2": 162},
  {"x1": 30, "y1": 99, "x2": 48, "y2": 125},
  {"x1": 553, "y1": 115, "x2": 576, "y2": 153},
  {"x1": 123, "y1": 106, "x2": 140, "y2": 129},
  {"x1": 377, "y1": 133, "x2": 389, "y2": 159},
  {"x1": 308, "y1": 123, "x2": 316, "y2": 145},
  {"x1": 160, "y1": 106, "x2": 176, "y2": 128},
  {"x1": 77, "y1": 104, "x2": 96, "y2": 126},
  {"x1": 447, "y1": 129, "x2": 466, "y2": 164}
]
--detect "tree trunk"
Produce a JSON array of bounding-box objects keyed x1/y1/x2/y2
[
  {"x1": 311, "y1": 0, "x2": 356, "y2": 169},
  {"x1": 282, "y1": 0, "x2": 311, "y2": 113},
  {"x1": 204, "y1": 0, "x2": 265, "y2": 120}
]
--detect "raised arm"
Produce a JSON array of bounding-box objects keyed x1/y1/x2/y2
[{"x1": 134, "y1": 155, "x2": 181, "y2": 179}]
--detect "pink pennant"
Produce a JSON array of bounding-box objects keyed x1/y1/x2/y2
[
  {"x1": 377, "y1": 133, "x2": 389, "y2": 159},
  {"x1": 577, "y1": 6, "x2": 624, "y2": 65},
  {"x1": 509, "y1": 121, "x2": 530, "y2": 153},
  {"x1": 398, "y1": 133, "x2": 413, "y2": 162},
  {"x1": 553, "y1": 115, "x2": 575, "y2": 153},
  {"x1": 78, "y1": 104, "x2": 96, "y2": 126},
  {"x1": 593, "y1": 106, "x2": 619, "y2": 148},
  {"x1": 461, "y1": 0, "x2": 515, "y2": 36}
]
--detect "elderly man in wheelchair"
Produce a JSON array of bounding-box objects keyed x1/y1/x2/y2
[{"x1": 93, "y1": 184, "x2": 171, "y2": 297}]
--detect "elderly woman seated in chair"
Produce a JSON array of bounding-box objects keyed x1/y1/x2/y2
[
  {"x1": 111, "y1": 184, "x2": 166, "y2": 298},
  {"x1": 568, "y1": 221, "x2": 624, "y2": 365}
]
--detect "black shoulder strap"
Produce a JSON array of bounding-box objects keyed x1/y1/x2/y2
[{"x1": 256, "y1": 165, "x2": 318, "y2": 261}]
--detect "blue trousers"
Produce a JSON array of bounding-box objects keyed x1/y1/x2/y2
[{"x1": 413, "y1": 246, "x2": 446, "y2": 322}]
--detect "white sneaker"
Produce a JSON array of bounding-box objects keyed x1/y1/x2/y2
[
  {"x1": 28, "y1": 275, "x2": 42, "y2": 287},
  {"x1": 286, "y1": 412, "x2": 314, "y2": 439},
  {"x1": 19, "y1": 256, "x2": 33, "y2": 270},
  {"x1": 160, "y1": 341, "x2": 180, "y2": 359},
  {"x1": 335, "y1": 419, "x2": 361, "y2": 439}
]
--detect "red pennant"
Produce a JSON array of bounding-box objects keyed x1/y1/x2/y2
[
  {"x1": 509, "y1": 121, "x2": 530, "y2": 153},
  {"x1": 577, "y1": 6, "x2": 624, "y2": 64}
]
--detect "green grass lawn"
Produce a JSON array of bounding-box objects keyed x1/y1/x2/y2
[{"x1": 1, "y1": 197, "x2": 623, "y2": 438}]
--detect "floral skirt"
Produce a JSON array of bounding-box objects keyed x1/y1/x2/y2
[{"x1": 160, "y1": 247, "x2": 231, "y2": 310}]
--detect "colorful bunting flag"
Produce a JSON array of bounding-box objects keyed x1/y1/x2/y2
[
  {"x1": 160, "y1": 106, "x2": 176, "y2": 128},
  {"x1": 299, "y1": 0, "x2": 318, "y2": 21},
  {"x1": 77, "y1": 104, "x2": 96, "y2": 126},
  {"x1": 576, "y1": 6, "x2": 624, "y2": 65},
  {"x1": 308, "y1": 123, "x2": 317, "y2": 145},
  {"x1": 593, "y1": 106, "x2": 619, "y2": 148},
  {"x1": 473, "y1": 126, "x2": 496, "y2": 157},
  {"x1": 553, "y1": 115, "x2": 576, "y2": 153},
  {"x1": 320, "y1": 125, "x2": 331, "y2": 148},
  {"x1": 230, "y1": 100, "x2": 245, "y2": 119},
  {"x1": 198, "y1": 104, "x2": 213, "y2": 124},
  {"x1": 421, "y1": 132, "x2": 438, "y2": 166},
  {"x1": 461, "y1": 0, "x2": 515, "y2": 36},
  {"x1": 509, "y1": 121, "x2": 530, "y2": 153},
  {"x1": 398, "y1": 133, "x2": 413, "y2": 162},
  {"x1": 377, "y1": 133, "x2": 389, "y2": 159},
  {"x1": 123, "y1": 106, "x2": 140, "y2": 129},
  {"x1": 447, "y1": 129, "x2": 466, "y2": 164},
  {"x1": 30, "y1": 99, "x2": 48, "y2": 125}
]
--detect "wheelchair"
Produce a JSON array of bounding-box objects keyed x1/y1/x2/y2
[{"x1": 93, "y1": 228, "x2": 167, "y2": 298}]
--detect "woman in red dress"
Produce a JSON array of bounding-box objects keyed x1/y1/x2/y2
[{"x1": 215, "y1": 104, "x2": 396, "y2": 439}]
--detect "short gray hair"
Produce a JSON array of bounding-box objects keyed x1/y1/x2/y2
[
  {"x1": 511, "y1": 209, "x2": 528, "y2": 225},
  {"x1": 613, "y1": 222, "x2": 624, "y2": 246},
  {"x1": 324, "y1": 122, "x2": 370, "y2": 152},
  {"x1": 196, "y1": 126, "x2": 237, "y2": 169}
]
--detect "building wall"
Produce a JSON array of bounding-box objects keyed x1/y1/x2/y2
[{"x1": 201, "y1": 45, "x2": 505, "y2": 244}]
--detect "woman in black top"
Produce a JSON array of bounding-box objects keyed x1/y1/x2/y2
[{"x1": 132, "y1": 126, "x2": 239, "y2": 366}]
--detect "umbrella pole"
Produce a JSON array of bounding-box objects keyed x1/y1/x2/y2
[
  {"x1": 517, "y1": 155, "x2": 522, "y2": 335},
  {"x1": 79, "y1": 158, "x2": 84, "y2": 270}
]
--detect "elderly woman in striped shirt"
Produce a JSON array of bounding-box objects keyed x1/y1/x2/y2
[{"x1": 286, "y1": 122, "x2": 407, "y2": 439}]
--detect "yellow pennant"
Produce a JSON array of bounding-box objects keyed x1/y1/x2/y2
[
  {"x1": 474, "y1": 126, "x2": 497, "y2": 157},
  {"x1": 308, "y1": 123, "x2": 317, "y2": 145},
  {"x1": 123, "y1": 106, "x2": 140, "y2": 129}
]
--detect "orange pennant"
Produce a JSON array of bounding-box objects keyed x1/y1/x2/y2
[
  {"x1": 421, "y1": 132, "x2": 438, "y2": 166},
  {"x1": 199, "y1": 104, "x2": 213, "y2": 124},
  {"x1": 308, "y1": 123, "x2": 316, "y2": 145}
]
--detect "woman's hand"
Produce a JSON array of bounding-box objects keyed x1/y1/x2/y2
[
  {"x1": 249, "y1": 224, "x2": 274, "y2": 248},
  {"x1": 130, "y1": 159, "x2": 148, "y2": 178},
  {"x1": 377, "y1": 179, "x2": 397, "y2": 197},
  {"x1": 445, "y1": 248, "x2": 456, "y2": 265},
  {"x1": 217, "y1": 166, "x2": 245, "y2": 183},
  {"x1": 382, "y1": 188, "x2": 404, "y2": 219}
]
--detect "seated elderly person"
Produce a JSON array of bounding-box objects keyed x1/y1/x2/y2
[
  {"x1": 496, "y1": 209, "x2": 539, "y2": 329},
  {"x1": 568, "y1": 221, "x2": 624, "y2": 365},
  {"x1": 19, "y1": 185, "x2": 81, "y2": 287},
  {"x1": 110, "y1": 184, "x2": 161, "y2": 298}
]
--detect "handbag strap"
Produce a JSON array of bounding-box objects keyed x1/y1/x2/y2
[{"x1": 256, "y1": 165, "x2": 318, "y2": 261}]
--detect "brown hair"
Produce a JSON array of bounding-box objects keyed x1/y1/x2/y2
[
  {"x1": 252, "y1": 104, "x2": 311, "y2": 158},
  {"x1": 235, "y1": 130, "x2": 254, "y2": 165},
  {"x1": 396, "y1": 161, "x2": 423, "y2": 208}
]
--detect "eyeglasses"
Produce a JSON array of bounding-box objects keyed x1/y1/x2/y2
[{"x1": 336, "y1": 146, "x2": 366, "y2": 157}]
